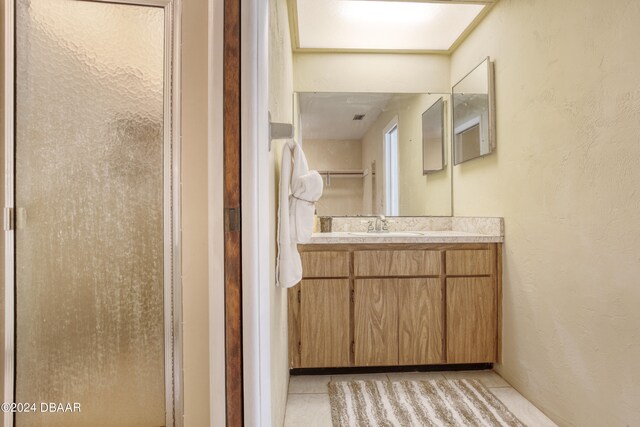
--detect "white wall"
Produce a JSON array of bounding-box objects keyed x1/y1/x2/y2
[
  {"x1": 451, "y1": 0, "x2": 640, "y2": 425},
  {"x1": 268, "y1": 0, "x2": 294, "y2": 424}
]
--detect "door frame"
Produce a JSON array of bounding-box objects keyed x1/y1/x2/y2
[
  {"x1": 2, "y1": 1, "x2": 183, "y2": 426},
  {"x1": 223, "y1": 0, "x2": 244, "y2": 423},
  {"x1": 237, "y1": 0, "x2": 272, "y2": 424}
]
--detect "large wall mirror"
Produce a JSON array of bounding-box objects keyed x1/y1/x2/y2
[
  {"x1": 452, "y1": 57, "x2": 496, "y2": 164},
  {"x1": 298, "y1": 92, "x2": 452, "y2": 217}
]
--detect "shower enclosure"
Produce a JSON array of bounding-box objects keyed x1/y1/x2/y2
[{"x1": 4, "y1": 0, "x2": 181, "y2": 425}]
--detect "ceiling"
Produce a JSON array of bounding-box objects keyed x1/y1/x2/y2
[
  {"x1": 299, "y1": 92, "x2": 418, "y2": 140},
  {"x1": 290, "y1": 0, "x2": 497, "y2": 53}
]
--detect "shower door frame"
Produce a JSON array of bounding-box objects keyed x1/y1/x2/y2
[{"x1": 2, "y1": 0, "x2": 184, "y2": 426}]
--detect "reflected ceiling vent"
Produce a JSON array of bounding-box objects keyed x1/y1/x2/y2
[{"x1": 353, "y1": 114, "x2": 366, "y2": 121}]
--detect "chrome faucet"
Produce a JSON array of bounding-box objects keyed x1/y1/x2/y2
[{"x1": 368, "y1": 215, "x2": 389, "y2": 233}]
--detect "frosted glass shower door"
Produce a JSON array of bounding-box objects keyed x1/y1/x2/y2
[{"x1": 14, "y1": 0, "x2": 169, "y2": 425}]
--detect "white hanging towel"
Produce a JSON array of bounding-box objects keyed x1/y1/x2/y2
[{"x1": 277, "y1": 141, "x2": 324, "y2": 288}]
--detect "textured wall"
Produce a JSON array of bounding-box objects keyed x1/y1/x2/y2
[
  {"x1": 304, "y1": 139, "x2": 364, "y2": 216},
  {"x1": 268, "y1": 0, "x2": 294, "y2": 424},
  {"x1": 451, "y1": 0, "x2": 640, "y2": 425}
]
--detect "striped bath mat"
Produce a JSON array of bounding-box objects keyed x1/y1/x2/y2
[{"x1": 328, "y1": 379, "x2": 526, "y2": 427}]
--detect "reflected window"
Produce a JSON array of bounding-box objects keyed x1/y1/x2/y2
[{"x1": 384, "y1": 119, "x2": 399, "y2": 216}]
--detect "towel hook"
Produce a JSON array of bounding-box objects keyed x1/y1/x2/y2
[{"x1": 269, "y1": 112, "x2": 294, "y2": 151}]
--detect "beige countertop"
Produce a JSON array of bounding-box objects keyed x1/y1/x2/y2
[
  {"x1": 307, "y1": 230, "x2": 503, "y2": 244},
  {"x1": 305, "y1": 216, "x2": 504, "y2": 244}
]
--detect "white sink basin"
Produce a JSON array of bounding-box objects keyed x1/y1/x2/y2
[{"x1": 348, "y1": 231, "x2": 424, "y2": 237}]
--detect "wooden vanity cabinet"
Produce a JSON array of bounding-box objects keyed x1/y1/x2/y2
[{"x1": 288, "y1": 243, "x2": 502, "y2": 369}]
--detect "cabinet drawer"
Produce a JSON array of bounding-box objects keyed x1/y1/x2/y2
[
  {"x1": 354, "y1": 250, "x2": 440, "y2": 277},
  {"x1": 446, "y1": 249, "x2": 494, "y2": 276},
  {"x1": 301, "y1": 251, "x2": 350, "y2": 278}
]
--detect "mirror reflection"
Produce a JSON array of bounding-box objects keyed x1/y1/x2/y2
[
  {"x1": 452, "y1": 57, "x2": 495, "y2": 164},
  {"x1": 298, "y1": 92, "x2": 452, "y2": 217},
  {"x1": 422, "y1": 97, "x2": 446, "y2": 174}
]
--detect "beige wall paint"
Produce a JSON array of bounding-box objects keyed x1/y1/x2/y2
[
  {"x1": 269, "y1": 0, "x2": 294, "y2": 424},
  {"x1": 181, "y1": 0, "x2": 211, "y2": 425},
  {"x1": 451, "y1": 0, "x2": 640, "y2": 425},
  {"x1": 361, "y1": 94, "x2": 452, "y2": 216},
  {"x1": 208, "y1": 0, "x2": 225, "y2": 423},
  {"x1": 304, "y1": 139, "x2": 363, "y2": 216},
  {"x1": 293, "y1": 52, "x2": 450, "y2": 93}
]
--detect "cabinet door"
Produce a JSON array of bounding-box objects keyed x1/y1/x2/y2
[
  {"x1": 398, "y1": 279, "x2": 444, "y2": 365},
  {"x1": 300, "y1": 279, "x2": 351, "y2": 368},
  {"x1": 446, "y1": 278, "x2": 497, "y2": 363},
  {"x1": 354, "y1": 279, "x2": 398, "y2": 366}
]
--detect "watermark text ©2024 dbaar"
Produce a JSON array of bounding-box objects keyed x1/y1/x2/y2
[{"x1": 1, "y1": 402, "x2": 81, "y2": 413}]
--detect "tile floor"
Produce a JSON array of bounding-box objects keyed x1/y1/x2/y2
[{"x1": 284, "y1": 370, "x2": 557, "y2": 427}]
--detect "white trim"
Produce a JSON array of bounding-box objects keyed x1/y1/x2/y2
[
  {"x1": 382, "y1": 116, "x2": 399, "y2": 139},
  {"x1": 3, "y1": 2, "x2": 16, "y2": 426},
  {"x1": 241, "y1": 0, "x2": 273, "y2": 424},
  {"x1": 257, "y1": 0, "x2": 273, "y2": 424},
  {"x1": 454, "y1": 115, "x2": 482, "y2": 137},
  {"x1": 454, "y1": 115, "x2": 484, "y2": 163},
  {"x1": 164, "y1": 0, "x2": 183, "y2": 425},
  {"x1": 208, "y1": 0, "x2": 226, "y2": 425},
  {"x1": 241, "y1": 0, "x2": 260, "y2": 421}
]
